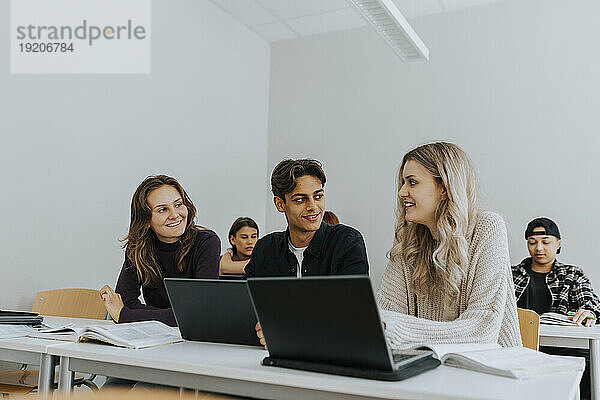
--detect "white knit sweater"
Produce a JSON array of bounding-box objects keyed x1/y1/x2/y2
[{"x1": 377, "y1": 211, "x2": 522, "y2": 350}]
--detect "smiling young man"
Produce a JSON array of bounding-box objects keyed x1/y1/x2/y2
[
  {"x1": 513, "y1": 217, "x2": 600, "y2": 400},
  {"x1": 244, "y1": 158, "x2": 368, "y2": 278}
]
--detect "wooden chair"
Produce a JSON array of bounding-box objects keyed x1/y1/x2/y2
[
  {"x1": 517, "y1": 307, "x2": 540, "y2": 350},
  {"x1": 0, "y1": 288, "x2": 107, "y2": 396},
  {"x1": 32, "y1": 288, "x2": 107, "y2": 319}
]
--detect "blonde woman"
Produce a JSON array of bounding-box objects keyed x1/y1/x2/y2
[{"x1": 377, "y1": 142, "x2": 521, "y2": 350}]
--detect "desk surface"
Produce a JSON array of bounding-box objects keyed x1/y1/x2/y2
[
  {"x1": 541, "y1": 324, "x2": 600, "y2": 339},
  {"x1": 0, "y1": 336, "x2": 60, "y2": 353},
  {"x1": 48, "y1": 340, "x2": 582, "y2": 400}
]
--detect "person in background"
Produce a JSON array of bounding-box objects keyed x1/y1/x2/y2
[
  {"x1": 219, "y1": 217, "x2": 259, "y2": 275},
  {"x1": 513, "y1": 217, "x2": 600, "y2": 321},
  {"x1": 323, "y1": 210, "x2": 340, "y2": 225},
  {"x1": 377, "y1": 142, "x2": 521, "y2": 350},
  {"x1": 100, "y1": 175, "x2": 220, "y2": 327},
  {"x1": 513, "y1": 217, "x2": 600, "y2": 400}
]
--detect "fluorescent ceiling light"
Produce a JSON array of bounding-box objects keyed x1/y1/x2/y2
[{"x1": 347, "y1": 0, "x2": 429, "y2": 61}]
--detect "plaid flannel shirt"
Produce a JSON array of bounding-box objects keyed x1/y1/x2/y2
[{"x1": 512, "y1": 257, "x2": 600, "y2": 317}]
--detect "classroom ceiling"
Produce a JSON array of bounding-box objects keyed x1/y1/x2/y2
[{"x1": 209, "y1": 0, "x2": 506, "y2": 42}]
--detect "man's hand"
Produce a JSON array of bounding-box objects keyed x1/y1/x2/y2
[
  {"x1": 255, "y1": 322, "x2": 267, "y2": 350},
  {"x1": 100, "y1": 285, "x2": 124, "y2": 323},
  {"x1": 568, "y1": 308, "x2": 596, "y2": 327}
]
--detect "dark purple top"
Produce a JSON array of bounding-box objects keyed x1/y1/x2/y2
[{"x1": 115, "y1": 229, "x2": 220, "y2": 326}]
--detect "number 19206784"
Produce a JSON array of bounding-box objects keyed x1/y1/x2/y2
[{"x1": 19, "y1": 42, "x2": 74, "y2": 52}]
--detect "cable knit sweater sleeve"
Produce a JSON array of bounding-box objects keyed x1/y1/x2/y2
[{"x1": 377, "y1": 212, "x2": 522, "y2": 351}]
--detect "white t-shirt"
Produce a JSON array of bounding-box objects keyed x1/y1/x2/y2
[{"x1": 288, "y1": 240, "x2": 307, "y2": 278}]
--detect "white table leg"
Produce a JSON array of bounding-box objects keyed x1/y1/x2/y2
[
  {"x1": 38, "y1": 353, "x2": 57, "y2": 397},
  {"x1": 590, "y1": 339, "x2": 600, "y2": 400},
  {"x1": 58, "y1": 356, "x2": 74, "y2": 396}
]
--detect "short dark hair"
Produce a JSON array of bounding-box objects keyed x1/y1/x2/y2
[{"x1": 271, "y1": 159, "x2": 326, "y2": 201}]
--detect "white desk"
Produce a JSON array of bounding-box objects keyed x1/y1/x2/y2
[
  {"x1": 49, "y1": 340, "x2": 583, "y2": 400},
  {"x1": 540, "y1": 324, "x2": 600, "y2": 400},
  {"x1": 0, "y1": 336, "x2": 60, "y2": 396},
  {"x1": 0, "y1": 316, "x2": 112, "y2": 397}
]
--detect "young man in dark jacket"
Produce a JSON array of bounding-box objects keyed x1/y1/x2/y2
[
  {"x1": 245, "y1": 159, "x2": 369, "y2": 348},
  {"x1": 244, "y1": 158, "x2": 368, "y2": 278}
]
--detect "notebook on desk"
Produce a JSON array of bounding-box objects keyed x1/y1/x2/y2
[
  {"x1": 164, "y1": 278, "x2": 261, "y2": 347},
  {"x1": 246, "y1": 276, "x2": 440, "y2": 381},
  {"x1": 0, "y1": 310, "x2": 43, "y2": 325}
]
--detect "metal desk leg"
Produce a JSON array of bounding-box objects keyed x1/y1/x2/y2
[
  {"x1": 590, "y1": 339, "x2": 600, "y2": 400},
  {"x1": 38, "y1": 353, "x2": 57, "y2": 397},
  {"x1": 58, "y1": 356, "x2": 74, "y2": 396}
]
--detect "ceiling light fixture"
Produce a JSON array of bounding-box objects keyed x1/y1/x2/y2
[{"x1": 347, "y1": 0, "x2": 429, "y2": 61}]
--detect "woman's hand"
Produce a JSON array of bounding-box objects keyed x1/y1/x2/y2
[
  {"x1": 568, "y1": 308, "x2": 596, "y2": 327},
  {"x1": 219, "y1": 251, "x2": 249, "y2": 275},
  {"x1": 100, "y1": 285, "x2": 124, "y2": 323},
  {"x1": 255, "y1": 322, "x2": 267, "y2": 350}
]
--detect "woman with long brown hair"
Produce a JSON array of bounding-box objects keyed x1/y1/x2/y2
[
  {"x1": 377, "y1": 142, "x2": 521, "y2": 349},
  {"x1": 100, "y1": 175, "x2": 220, "y2": 326}
]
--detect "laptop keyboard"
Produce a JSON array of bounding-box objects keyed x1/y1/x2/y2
[
  {"x1": 393, "y1": 353, "x2": 416, "y2": 363},
  {"x1": 392, "y1": 349, "x2": 432, "y2": 367}
]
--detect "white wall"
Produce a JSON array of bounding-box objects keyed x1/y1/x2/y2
[
  {"x1": 267, "y1": 0, "x2": 600, "y2": 289},
  {"x1": 0, "y1": 0, "x2": 270, "y2": 310}
]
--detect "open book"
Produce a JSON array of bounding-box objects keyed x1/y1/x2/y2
[
  {"x1": 29, "y1": 321, "x2": 183, "y2": 349},
  {"x1": 0, "y1": 324, "x2": 38, "y2": 339},
  {"x1": 410, "y1": 342, "x2": 585, "y2": 379},
  {"x1": 540, "y1": 312, "x2": 579, "y2": 326}
]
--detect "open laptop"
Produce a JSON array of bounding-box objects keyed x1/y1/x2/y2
[
  {"x1": 246, "y1": 276, "x2": 440, "y2": 381},
  {"x1": 164, "y1": 278, "x2": 261, "y2": 347}
]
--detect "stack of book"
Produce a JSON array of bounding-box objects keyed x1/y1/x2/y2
[
  {"x1": 0, "y1": 310, "x2": 43, "y2": 325},
  {"x1": 0, "y1": 310, "x2": 43, "y2": 339}
]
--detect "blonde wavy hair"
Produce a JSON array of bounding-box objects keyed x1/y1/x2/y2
[{"x1": 389, "y1": 142, "x2": 480, "y2": 303}]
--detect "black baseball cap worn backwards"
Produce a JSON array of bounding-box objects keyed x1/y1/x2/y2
[{"x1": 525, "y1": 217, "x2": 561, "y2": 253}]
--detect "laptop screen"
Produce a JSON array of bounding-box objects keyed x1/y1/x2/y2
[
  {"x1": 165, "y1": 278, "x2": 261, "y2": 347},
  {"x1": 247, "y1": 276, "x2": 394, "y2": 371}
]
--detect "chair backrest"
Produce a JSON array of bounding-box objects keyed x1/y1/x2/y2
[
  {"x1": 517, "y1": 307, "x2": 540, "y2": 350},
  {"x1": 32, "y1": 289, "x2": 107, "y2": 319}
]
